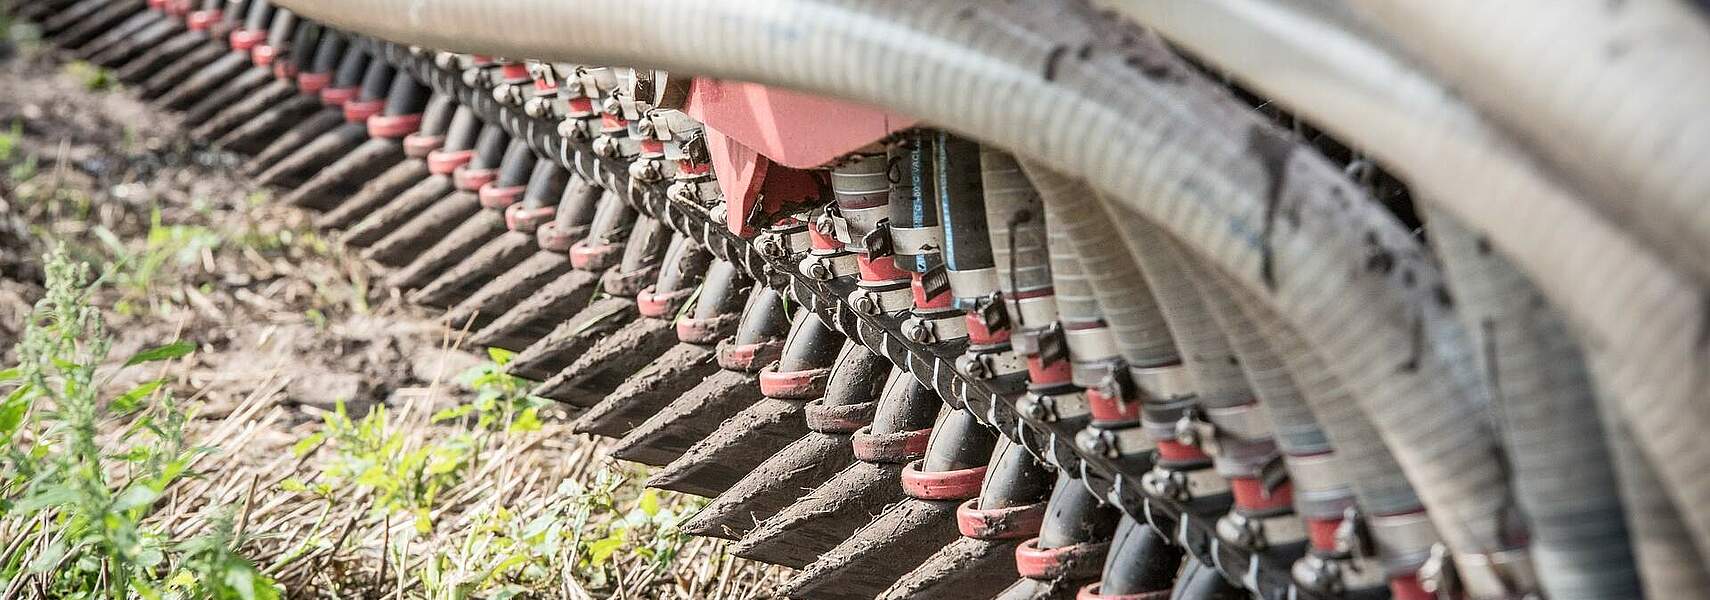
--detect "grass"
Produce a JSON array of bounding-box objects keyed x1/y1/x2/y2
[{"x1": 0, "y1": 247, "x2": 277, "y2": 599}]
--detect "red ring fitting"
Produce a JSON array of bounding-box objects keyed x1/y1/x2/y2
[
  {"x1": 675, "y1": 313, "x2": 739, "y2": 345},
  {"x1": 758, "y1": 365, "x2": 831, "y2": 399},
  {"x1": 148, "y1": 0, "x2": 168, "y2": 10},
  {"x1": 567, "y1": 97, "x2": 595, "y2": 115},
  {"x1": 535, "y1": 222, "x2": 578, "y2": 253},
  {"x1": 1231, "y1": 478, "x2": 1294, "y2": 513},
  {"x1": 716, "y1": 339, "x2": 785, "y2": 372},
  {"x1": 911, "y1": 274, "x2": 953, "y2": 309},
  {"x1": 1156, "y1": 440, "x2": 1210, "y2": 464},
  {"x1": 956, "y1": 499, "x2": 1046, "y2": 540},
  {"x1": 1015, "y1": 538, "x2": 1110, "y2": 580},
  {"x1": 1025, "y1": 354, "x2": 1073, "y2": 387},
  {"x1": 343, "y1": 99, "x2": 386, "y2": 124},
  {"x1": 1390, "y1": 573, "x2": 1434, "y2": 600},
  {"x1": 1087, "y1": 387, "x2": 1140, "y2": 424},
  {"x1": 1307, "y1": 518, "x2": 1342, "y2": 552},
  {"x1": 367, "y1": 113, "x2": 423, "y2": 139},
  {"x1": 1076, "y1": 583, "x2": 1171, "y2": 600},
  {"x1": 500, "y1": 63, "x2": 530, "y2": 84},
  {"x1": 320, "y1": 86, "x2": 359, "y2": 107},
  {"x1": 426, "y1": 149, "x2": 474, "y2": 176},
  {"x1": 478, "y1": 184, "x2": 527, "y2": 210},
  {"x1": 271, "y1": 61, "x2": 298, "y2": 80},
  {"x1": 857, "y1": 253, "x2": 910, "y2": 282},
  {"x1": 250, "y1": 44, "x2": 276, "y2": 67},
  {"x1": 634, "y1": 285, "x2": 694, "y2": 319},
  {"x1": 639, "y1": 138, "x2": 666, "y2": 156},
  {"x1": 166, "y1": 0, "x2": 193, "y2": 17},
  {"x1": 803, "y1": 399, "x2": 875, "y2": 434},
  {"x1": 568, "y1": 240, "x2": 622, "y2": 271},
  {"x1": 228, "y1": 28, "x2": 267, "y2": 52},
  {"x1": 505, "y1": 203, "x2": 556, "y2": 233},
  {"x1": 187, "y1": 10, "x2": 221, "y2": 31},
  {"x1": 808, "y1": 224, "x2": 842, "y2": 251},
  {"x1": 452, "y1": 166, "x2": 498, "y2": 192},
  {"x1": 965, "y1": 313, "x2": 1010, "y2": 345},
  {"x1": 402, "y1": 134, "x2": 445, "y2": 159},
  {"x1": 850, "y1": 426, "x2": 932, "y2": 463},
  {"x1": 900, "y1": 460, "x2": 987, "y2": 501}
]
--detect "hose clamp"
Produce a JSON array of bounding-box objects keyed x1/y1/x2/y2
[
  {"x1": 799, "y1": 251, "x2": 860, "y2": 282},
  {"x1": 837, "y1": 204, "x2": 889, "y2": 249},
  {"x1": 1140, "y1": 464, "x2": 1228, "y2": 503},
  {"x1": 1285, "y1": 452, "x2": 1352, "y2": 496},
  {"x1": 888, "y1": 224, "x2": 945, "y2": 257},
  {"x1": 946, "y1": 267, "x2": 1000, "y2": 302},
  {"x1": 901, "y1": 309, "x2": 968, "y2": 344},
  {"x1": 1217, "y1": 510, "x2": 1308, "y2": 551},
  {"x1": 1075, "y1": 424, "x2": 1153, "y2": 459},
  {"x1": 1131, "y1": 362, "x2": 1194, "y2": 402},
  {"x1": 1063, "y1": 322, "x2": 1121, "y2": 365},
  {"x1": 757, "y1": 225, "x2": 811, "y2": 260},
  {"x1": 848, "y1": 280, "x2": 913, "y2": 316},
  {"x1": 1293, "y1": 553, "x2": 1389, "y2": 596},
  {"x1": 1367, "y1": 511, "x2": 1439, "y2": 572},
  {"x1": 1017, "y1": 390, "x2": 1090, "y2": 423},
  {"x1": 1203, "y1": 403, "x2": 1276, "y2": 444},
  {"x1": 957, "y1": 348, "x2": 1027, "y2": 381}
]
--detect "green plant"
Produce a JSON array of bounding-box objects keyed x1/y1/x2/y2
[
  {"x1": 0, "y1": 247, "x2": 276, "y2": 600},
  {"x1": 62, "y1": 61, "x2": 114, "y2": 92},
  {"x1": 437, "y1": 348, "x2": 546, "y2": 434},
  {"x1": 92, "y1": 208, "x2": 223, "y2": 315},
  {"x1": 0, "y1": 121, "x2": 21, "y2": 163}
]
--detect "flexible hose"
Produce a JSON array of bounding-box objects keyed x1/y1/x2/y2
[
  {"x1": 1426, "y1": 211, "x2": 1643, "y2": 599},
  {"x1": 1348, "y1": 0, "x2": 1710, "y2": 286},
  {"x1": 1019, "y1": 160, "x2": 1176, "y2": 368}
]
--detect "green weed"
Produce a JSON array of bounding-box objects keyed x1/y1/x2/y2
[
  {"x1": 0, "y1": 247, "x2": 275, "y2": 599},
  {"x1": 62, "y1": 61, "x2": 114, "y2": 92}
]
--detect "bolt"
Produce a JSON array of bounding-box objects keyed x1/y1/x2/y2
[
  {"x1": 806, "y1": 260, "x2": 832, "y2": 281},
  {"x1": 524, "y1": 97, "x2": 551, "y2": 119},
  {"x1": 854, "y1": 294, "x2": 879, "y2": 315}
]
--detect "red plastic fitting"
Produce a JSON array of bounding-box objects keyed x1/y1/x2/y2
[
  {"x1": 716, "y1": 339, "x2": 786, "y2": 372},
  {"x1": 228, "y1": 28, "x2": 266, "y2": 52},
  {"x1": 452, "y1": 166, "x2": 498, "y2": 192},
  {"x1": 505, "y1": 203, "x2": 556, "y2": 233},
  {"x1": 965, "y1": 313, "x2": 1010, "y2": 346},
  {"x1": 368, "y1": 114, "x2": 423, "y2": 140},
  {"x1": 478, "y1": 184, "x2": 527, "y2": 210},
  {"x1": 956, "y1": 499, "x2": 1046, "y2": 540},
  {"x1": 1307, "y1": 518, "x2": 1342, "y2": 552},
  {"x1": 910, "y1": 273, "x2": 953, "y2": 309},
  {"x1": 402, "y1": 133, "x2": 445, "y2": 159},
  {"x1": 639, "y1": 138, "x2": 665, "y2": 156},
  {"x1": 1087, "y1": 387, "x2": 1140, "y2": 423},
  {"x1": 148, "y1": 0, "x2": 167, "y2": 11},
  {"x1": 187, "y1": 10, "x2": 221, "y2": 31},
  {"x1": 757, "y1": 365, "x2": 832, "y2": 399},
  {"x1": 808, "y1": 224, "x2": 842, "y2": 251},
  {"x1": 499, "y1": 63, "x2": 530, "y2": 84},
  {"x1": 320, "y1": 86, "x2": 359, "y2": 107},
  {"x1": 1076, "y1": 583, "x2": 1171, "y2": 600},
  {"x1": 857, "y1": 253, "x2": 910, "y2": 282},
  {"x1": 675, "y1": 313, "x2": 739, "y2": 345},
  {"x1": 272, "y1": 61, "x2": 298, "y2": 80},
  {"x1": 343, "y1": 99, "x2": 386, "y2": 124},
  {"x1": 568, "y1": 239, "x2": 622, "y2": 271},
  {"x1": 803, "y1": 399, "x2": 875, "y2": 434},
  {"x1": 1389, "y1": 573, "x2": 1433, "y2": 600},
  {"x1": 1156, "y1": 440, "x2": 1210, "y2": 463},
  {"x1": 426, "y1": 149, "x2": 474, "y2": 176},
  {"x1": 1015, "y1": 538, "x2": 1111, "y2": 580},
  {"x1": 534, "y1": 222, "x2": 578, "y2": 254},
  {"x1": 1025, "y1": 354, "x2": 1074, "y2": 387},
  {"x1": 850, "y1": 426, "x2": 932, "y2": 463},
  {"x1": 166, "y1": 0, "x2": 193, "y2": 17},
  {"x1": 900, "y1": 460, "x2": 988, "y2": 501},
  {"x1": 250, "y1": 44, "x2": 276, "y2": 67},
  {"x1": 634, "y1": 285, "x2": 693, "y2": 319},
  {"x1": 1231, "y1": 478, "x2": 1294, "y2": 513}
]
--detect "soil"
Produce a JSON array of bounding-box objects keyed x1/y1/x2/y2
[{"x1": 0, "y1": 45, "x2": 484, "y2": 423}]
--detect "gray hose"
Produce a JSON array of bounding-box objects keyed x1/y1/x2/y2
[
  {"x1": 978, "y1": 148, "x2": 1052, "y2": 325},
  {"x1": 1020, "y1": 160, "x2": 1177, "y2": 368},
  {"x1": 1349, "y1": 0, "x2": 1710, "y2": 286},
  {"x1": 275, "y1": 0, "x2": 1624, "y2": 562},
  {"x1": 1427, "y1": 212, "x2": 1643, "y2": 599}
]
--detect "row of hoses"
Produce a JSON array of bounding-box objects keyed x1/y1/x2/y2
[{"x1": 265, "y1": 0, "x2": 1710, "y2": 598}]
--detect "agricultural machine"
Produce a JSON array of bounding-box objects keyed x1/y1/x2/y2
[{"x1": 10, "y1": 0, "x2": 1710, "y2": 598}]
